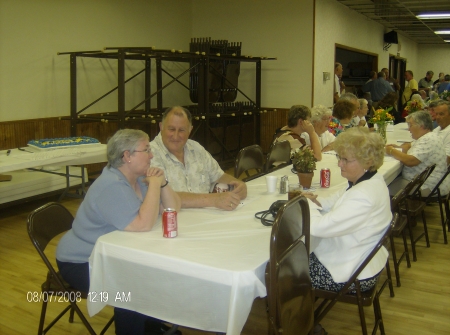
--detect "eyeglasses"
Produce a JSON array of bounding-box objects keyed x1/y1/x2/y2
[
  {"x1": 336, "y1": 154, "x2": 357, "y2": 165},
  {"x1": 133, "y1": 148, "x2": 152, "y2": 154}
]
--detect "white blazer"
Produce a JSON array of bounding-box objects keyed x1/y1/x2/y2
[{"x1": 310, "y1": 172, "x2": 391, "y2": 283}]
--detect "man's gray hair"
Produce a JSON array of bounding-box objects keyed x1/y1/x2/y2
[
  {"x1": 107, "y1": 129, "x2": 149, "y2": 168},
  {"x1": 426, "y1": 71, "x2": 434, "y2": 76},
  {"x1": 436, "y1": 100, "x2": 450, "y2": 111},
  {"x1": 310, "y1": 105, "x2": 332, "y2": 124},
  {"x1": 339, "y1": 92, "x2": 358, "y2": 103},
  {"x1": 405, "y1": 111, "x2": 433, "y2": 131},
  {"x1": 162, "y1": 106, "x2": 193, "y2": 125}
]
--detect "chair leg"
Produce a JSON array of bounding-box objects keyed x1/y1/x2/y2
[
  {"x1": 100, "y1": 315, "x2": 115, "y2": 335},
  {"x1": 38, "y1": 300, "x2": 48, "y2": 335},
  {"x1": 421, "y1": 211, "x2": 430, "y2": 248},
  {"x1": 439, "y1": 198, "x2": 448, "y2": 244},
  {"x1": 401, "y1": 229, "x2": 412, "y2": 268},
  {"x1": 389, "y1": 234, "x2": 401, "y2": 287},
  {"x1": 69, "y1": 304, "x2": 75, "y2": 323},
  {"x1": 406, "y1": 216, "x2": 418, "y2": 262},
  {"x1": 384, "y1": 260, "x2": 395, "y2": 297}
]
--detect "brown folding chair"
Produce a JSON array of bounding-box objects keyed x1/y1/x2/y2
[
  {"x1": 234, "y1": 144, "x2": 265, "y2": 180},
  {"x1": 266, "y1": 196, "x2": 314, "y2": 335},
  {"x1": 401, "y1": 164, "x2": 436, "y2": 261},
  {"x1": 420, "y1": 164, "x2": 450, "y2": 244},
  {"x1": 265, "y1": 140, "x2": 291, "y2": 172},
  {"x1": 313, "y1": 213, "x2": 399, "y2": 335},
  {"x1": 27, "y1": 202, "x2": 113, "y2": 335}
]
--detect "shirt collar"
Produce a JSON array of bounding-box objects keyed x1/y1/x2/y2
[{"x1": 347, "y1": 170, "x2": 377, "y2": 190}]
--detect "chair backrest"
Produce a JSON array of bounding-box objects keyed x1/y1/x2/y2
[
  {"x1": 409, "y1": 163, "x2": 436, "y2": 198},
  {"x1": 265, "y1": 140, "x2": 291, "y2": 172},
  {"x1": 266, "y1": 196, "x2": 314, "y2": 335},
  {"x1": 234, "y1": 144, "x2": 265, "y2": 179},
  {"x1": 424, "y1": 163, "x2": 450, "y2": 201},
  {"x1": 390, "y1": 188, "x2": 408, "y2": 214},
  {"x1": 27, "y1": 202, "x2": 74, "y2": 270}
]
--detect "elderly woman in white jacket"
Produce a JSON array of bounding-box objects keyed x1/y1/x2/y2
[{"x1": 304, "y1": 127, "x2": 391, "y2": 293}]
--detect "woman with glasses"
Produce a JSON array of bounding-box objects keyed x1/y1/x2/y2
[
  {"x1": 303, "y1": 127, "x2": 391, "y2": 296},
  {"x1": 56, "y1": 129, "x2": 181, "y2": 335}
]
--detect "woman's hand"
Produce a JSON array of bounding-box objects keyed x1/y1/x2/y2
[
  {"x1": 145, "y1": 167, "x2": 165, "y2": 186},
  {"x1": 302, "y1": 192, "x2": 322, "y2": 207}
]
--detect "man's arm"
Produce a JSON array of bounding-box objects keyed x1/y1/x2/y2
[
  {"x1": 177, "y1": 191, "x2": 241, "y2": 211},
  {"x1": 215, "y1": 173, "x2": 247, "y2": 199},
  {"x1": 385, "y1": 145, "x2": 421, "y2": 167}
]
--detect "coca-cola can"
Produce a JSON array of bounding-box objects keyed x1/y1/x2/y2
[
  {"x1": 162, "y1": 208, "x2": 177, "y2": 238},
  {"x1": 320, "y1": 168, "x2": 331, "y2": 188}
]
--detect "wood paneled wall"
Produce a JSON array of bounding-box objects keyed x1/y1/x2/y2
[{"x1": 0, "y1": 109, "x2": 288, "y2": 173}]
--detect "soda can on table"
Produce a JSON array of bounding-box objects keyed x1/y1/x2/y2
[
  {"x1": 320, "y1": 168, "x2": 331, "y2": 188},
  {"x1": 162, "y1": 208, "x2": 178, "y2": 238}
]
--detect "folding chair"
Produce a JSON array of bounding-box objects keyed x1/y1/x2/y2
[
  {"x1": 420, "y1": 164, "x2": 450, "y2": 244},
  {"x1": 234, "y1": 144, "x2": 265, "y2": 181},
  {"x1": 265, "y1": 140, "x2": 291, "y2": 172},
  {"x1": 266, "y1": 196, "x2": 314, "y2": 335},
  {"x1": 313, "y1": 213, "x2": 399, "y2": 335},
  {"x1": 27, "y1": 202, "x2": 113, "y2": 335}
]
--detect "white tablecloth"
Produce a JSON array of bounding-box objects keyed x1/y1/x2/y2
[
  {"x1": 87, "y1": 127, "x2": 407, "y2": 335},
  {"x1": 0, "y1": 144, "x2": 107, "y2": 174}
]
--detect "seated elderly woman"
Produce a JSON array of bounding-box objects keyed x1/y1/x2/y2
[
  {"x1": 273, "y1": 104, "x2": 322, "y2": 161},
  {"x1": 385, "y1": 111, "x2": 450, "y2": 197},
  {"x1": 328, "y1": 99, "x2": 356, "y2": 136},
  {"x1": 56, "y1": 129, "x2": 181, "y2": 335},
  {"x1": 300, "y1": 105, "x2": 335, "y2": 152},
  {"x1": 303, "y1": 127, "x2": 391, "y2": 294},
  {"x1": 350, "y1": 98, "x2": 369, "y2": 128}
]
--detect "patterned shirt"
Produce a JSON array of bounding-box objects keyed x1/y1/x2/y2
[
  {"x1": 150, "y1": 133, "x2": 224, "y2": 193},
  {"x1": 433, "y1": 125, "x2": 450, "y2": 157},
  {"x1": 402, "y1": 132, "x2": 449, "y2": 194},
  {"x1": 328, "y1": 117, "x2": 344, "y2": 137}
]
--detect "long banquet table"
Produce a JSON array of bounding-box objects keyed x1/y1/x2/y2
[{"x1": 87, "y1": 124, "x2": 410, "y2": 335}]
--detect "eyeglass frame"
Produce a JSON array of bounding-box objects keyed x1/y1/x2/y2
[
  {"x1": 133, "y1": 148, "x2": 152, "y2": 154},
  {"x1": 335, "y1": 154, "x2": 357, "y2": 165}
]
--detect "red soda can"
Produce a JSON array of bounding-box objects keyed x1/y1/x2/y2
[
  {"x1": 320, "y1": 168, "x2": 331, "y2": 188},
  {"x1": 162, "y1": 208, "x2": 177, "y2": 238}
]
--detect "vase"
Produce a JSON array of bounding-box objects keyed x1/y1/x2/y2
[
  {"x1": 297, "y1": 172, "x2": 314, "y2": 189},
  {"x1": 376, "y1": 123, "x2": 387, "y2": 144}
]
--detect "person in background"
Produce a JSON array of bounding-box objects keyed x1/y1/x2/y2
[
  {"x1": 365, "y1": 71, "x2": 377, "y2": 84},
  {"x1": 433, "y1": 100, "x2": 450, "y2": 164},
  {"x1": 303, "y1": 127, "x2": 391, "y2": 329},
  {"x1": 419, "y1": 90, "x2": 428, "y2": 102},
  {"x1": 274, "y1": 105, "x2": 322, "y2": 161},
  {"x1": 434, "y1": 74, "x2": 445, "y2": 92},
  {"x1": 438, "y1": 74, "x2": 450, "y2": 95},
  {"x1": 385, "y1": 111, "x2": 449, "y2": 197},
  {"x1": 150, "y1": 106, "x2": 246, "y2": 210},
  {"x1": 334, "y1": 62, "x2": 344, "y2": 103},
  {"x1": 428, "y1": 100, "x2": 439, "y2": 129},
  {"x1": 418, "y1": 71, "x2": 434, "y2": 93},
  {"x1": 339, "y1": 92, "x2": 360, "y2": 129},
  {"x1": 433, "y1": 72, "x2": 445, "y2": 87},
  {"x1": 353, "y1": 98, "x2": 369, "y2": 128},
  {"x1": 301, "y1": 105, "x2": 335, "y2": 152},
  {"x1": 362, "y1": 71, "x2": 394, "y2": 103},
  {"x1": 378, "y1": 92, "x2": 401, "y2": 124},
  {"x1": 56, "y1": 129, "x2": 182, "y2": 335},
  {"x1": 402, "y1": 70, "x2": 418, "y2": 105},
  {"x1": 382, "y1": 67, "x2": 400, "y2": 92},
  {"x1": 328, "y1": 100, "x2": 356, "y2": 137}
]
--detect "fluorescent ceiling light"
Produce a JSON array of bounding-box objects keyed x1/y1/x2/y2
[
  {"x1": 417, "y1": 13, "x2": 450, "y2": 19},
  {"x1": 435, "y1": 30, "x2": 450, "y2": 34}
]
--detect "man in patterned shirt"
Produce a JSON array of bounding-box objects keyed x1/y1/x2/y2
[
  {"x1": 150, "y1": 106, "x2": 247, "y2": 210},
  {"x1": 385, "y1": 111, "x2": 449, "y2": 196}
]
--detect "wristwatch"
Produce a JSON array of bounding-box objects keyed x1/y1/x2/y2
[{"x1": 161, "y1": 178, "x2": 169, "y2": 188}]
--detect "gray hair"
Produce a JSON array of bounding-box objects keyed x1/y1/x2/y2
[
  {"x1": 334, "y1": 127, "x2": 385, "y2": 171},
  {"x1": 107, "y1": 129, "x2": 149, "y2": 168},
  {"x1": 445, "y1": 74, "x2": 450, "y2": 82},
  {"x1": 405, "y1": 111, "x2": 433, "y2": 131},
  {"x1": 436, "y1": 100, "x2": 450, "y2": 111},
  {"x1": 339, "y1": 92, "x2": 358, "y2": 103},
  {"x1": 287, "y1": 105, "x2": 311, "y2": 127},
  {"x1": 426, "y1": 71, "x2": 434, "y2": 76},
  {"x1": 162, "y1": 106, "x2": 192, "y2": 125},
  {"x1": 310, "y1": 105, "x2": 332, "y2": 124},
  {"x1": 358, "y1": 98, "x2": 368, "y2": 109}
]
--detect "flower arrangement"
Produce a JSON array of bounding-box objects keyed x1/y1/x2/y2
[
  {"x1": 369, "y1": 107, "x2": 394, "y2": 125},
  {"x1": 402, "y1": 99, "x2": 424, "y2": 117},
  {"x1": 440, "y1": 90, "x2": 450, "y2": 102},
  {"x1": 291, "y1": 146, "x2": 316, "y2": 173}
]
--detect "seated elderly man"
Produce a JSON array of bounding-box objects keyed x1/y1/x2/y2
[
  {"x1": 273, "y1": 105, "x2": 322, "y2": 161},
  {"x1": 433, "y1": 100, "x2": 450, "y2": 164},
  {"x1": 300, "y1": 105, "x2": 335, "y2": 152},
  {"x1": 385, "y1": 111, "x2": 450, "y2": 197},
  {"x1": 150, "y1": 106, "x2": 247, "y2": 211}
]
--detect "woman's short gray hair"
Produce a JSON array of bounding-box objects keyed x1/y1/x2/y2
[
  {"x1": 107, "y1": 129, "x2": 149, "y2": 168},
  {"x1": 358, "y1": 99, "x2": 368, "y2": 109},
  {"x1": 405, "y1": 111, "x2": 433, "y2": 131},
  {"x1": 310, "y1": 105, "x2": 332, "y2": 124},
  {"x1": 334, "y1": 127, "x2": 384, "y2": 171}
]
